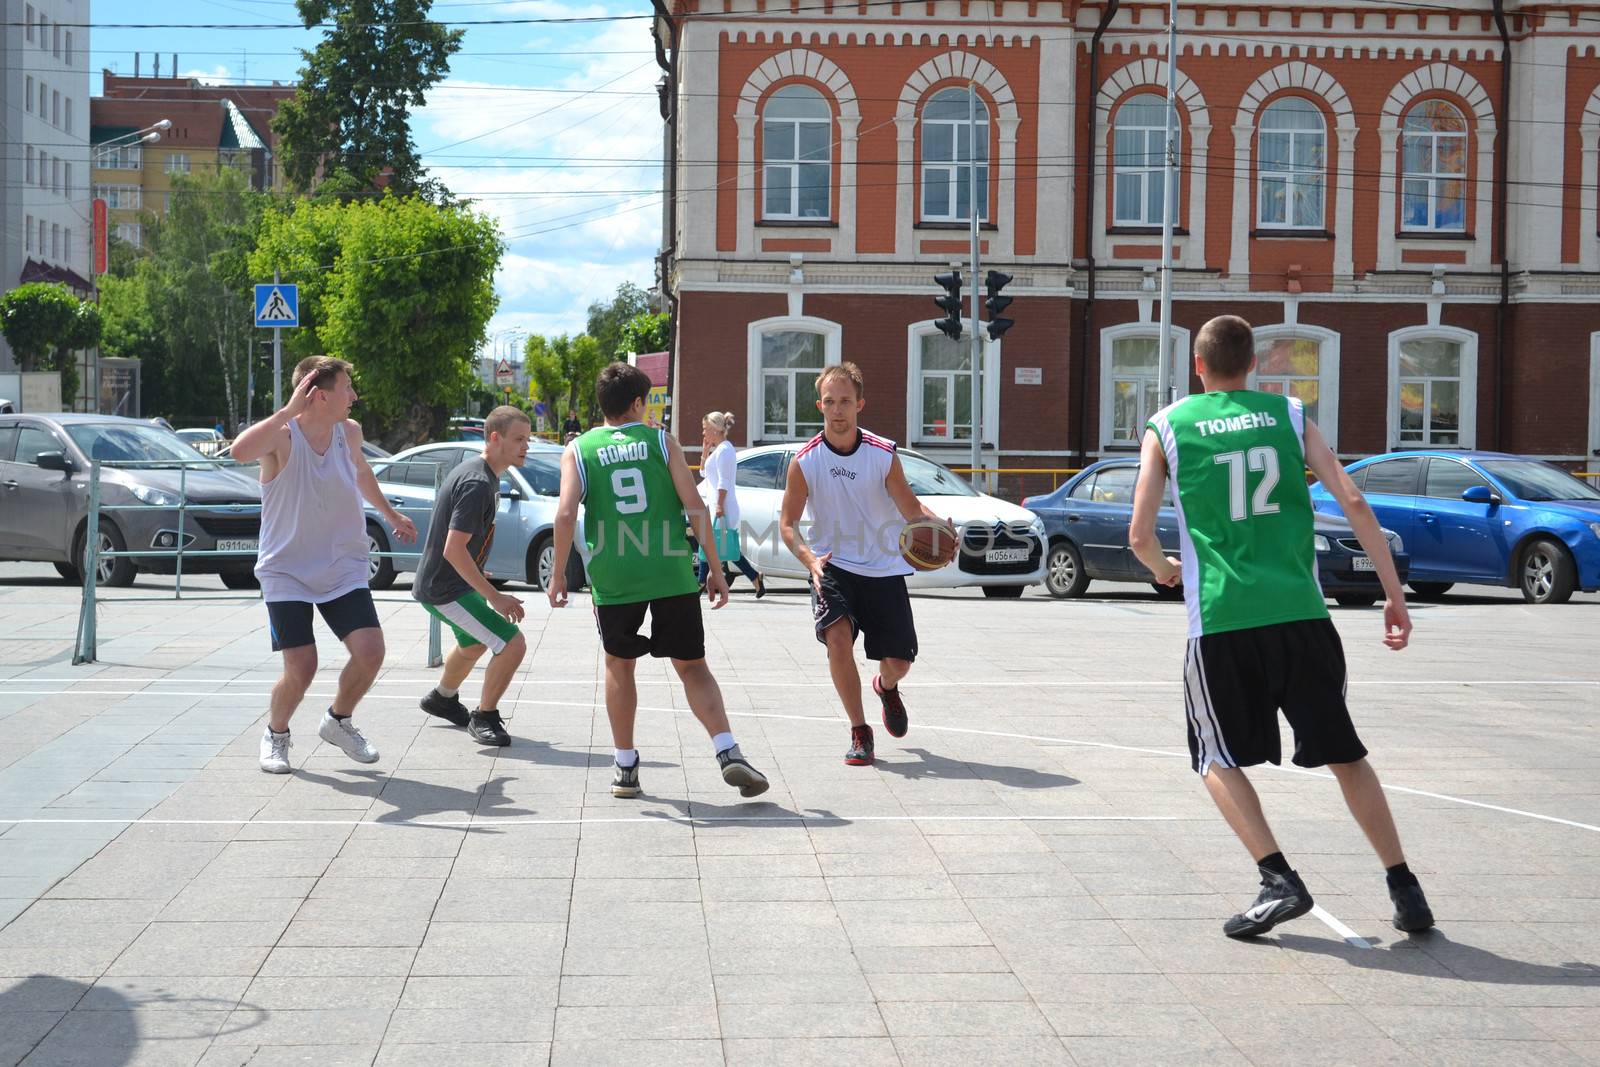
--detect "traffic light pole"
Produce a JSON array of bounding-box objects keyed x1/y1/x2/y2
[{"x1": 968, "y1": 81, "x2": 984, "y2": 491}]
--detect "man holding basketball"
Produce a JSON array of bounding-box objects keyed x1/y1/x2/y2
[
  {"x1": 780, "y1": 362, "x2": 956, "y2": 766},
  {"x1": 1129, "y1": 315, "x2": 1434, "y2": 939}
]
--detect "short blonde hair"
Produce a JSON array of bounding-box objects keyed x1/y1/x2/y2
[
  {"x1": 485, "y1": 405, "x2": 531, "y2": 439},
  {"x1": 291, "y1": 355, "x2": 352, "y2": 391},
  {"x1": 815, "y1": 361, "x2": 864, "y2": 400}
]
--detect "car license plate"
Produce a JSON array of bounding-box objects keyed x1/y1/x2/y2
[
  {"x1": 1352, "y1": 556, "x2": 1375, "y2": 572},
  {"x1": 986, "y1": 547, "x2": 1030, "y2": 564},
  {"x1": 217, "y1": 539, "x2": 259, "y2": 553}
]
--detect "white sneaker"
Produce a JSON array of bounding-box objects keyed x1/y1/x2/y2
[
  {"x1": 259, "y1": 729, "x2": 292, "y2": 774},
  {"x1": 318, "y1": 710, "x2": 379, "y2": 764}
]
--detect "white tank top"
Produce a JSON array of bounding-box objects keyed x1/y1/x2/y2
[
  {"x1": 255, "y1": 418, "x2": 371, "y2": 603},
  {"x1": 795, "y1": 428, "x2": 910, "y2": 578}
]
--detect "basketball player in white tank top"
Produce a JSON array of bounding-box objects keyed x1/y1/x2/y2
[
  {"x1": 780, "y1": 362, "x2": 955, "y2": 767},
  {"x1": 230, "y1": 357, "x2": 416, "y2": 774}
]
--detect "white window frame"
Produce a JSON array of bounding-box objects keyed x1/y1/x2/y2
[
  {"x1": 906, "y1": 321, "x2": 1000, "y2": 449},
  {"x1": 1400, "y1": 100, "x2": 1468, "y2": 233},
  {"x1": 64, "y1": 30, "x2": 73, "y2": 66},
  {"x1": 25, "y1": 4, "x2": 33, "y2": 41},
  {"x1": 114, "y1": 223, "x2": 143, "y2": 249},
  {"x1": 1248, "y1": 323, "x2": 1341, "y2": 452},
  {"x1": 25, "y1": 76, "x2": 33, "y2": 113},
  {"x1": 1099, "y1": 322, "x2": 1191, "y2": 453},
  {"x1": 760, "y1": 86, "x2": 832, "y2": 221},
  {"x1": 25, "y1": 146, "x2": 34, "y2": 186},
  {"x1": 166, "y1": 153, "x2": 191, "y2": 175},
  {"x1": 1256, "y1": 97, "x2": 1327, "y2": 230},
  {"x1": 921, "y1": 89, "x2": 990, "y2": 224},
  {"x1": 95, "y1": 144, "x2": 143, "y2": 170},
  {"x1": 94, "y1": 184, "x2": 142, "y2": 210},
  {"x1": 25, "y1": 215, "x2": 33, "y2": 253},
  {"x1": 1387, "y1": 325, "x2": 1478, "y2": 450},
  {"x1": 746, "y1": 316, "x2": 842, "y2": 444},
  {"x1": 1112, "y1": 93, "x2": 1175, "y2": 227}
]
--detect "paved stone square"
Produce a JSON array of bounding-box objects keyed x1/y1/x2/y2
[{"x1": 1, "y1": 563, "x2": 1598, "y2": 1066}]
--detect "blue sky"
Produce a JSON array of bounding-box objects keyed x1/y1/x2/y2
[{"x1": 92, "y1": 0, "x2": 665, "y2": 352}]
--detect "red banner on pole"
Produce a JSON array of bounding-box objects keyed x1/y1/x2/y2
[{"x1": 92, "y1": 199, "x2": 108, "y2": 275}]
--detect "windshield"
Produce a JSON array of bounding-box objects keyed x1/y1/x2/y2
[
  {"x1": 1480, "y1": 460, "x2": 1600, "y2": 502},
  {"x1": 66, "y1": 423, "x2": 211, "y2": 468},
  {"x1": 518, "y1": 454, "x2": 562, "y2": 497},
  {"x1": 899, "y1": 453, "x2": 979, "y2": 497}
]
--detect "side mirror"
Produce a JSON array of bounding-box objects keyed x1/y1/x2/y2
[
  {"x1": 36, "y1": 451, "x2": 73, "y2": 473},
  {"x1": 499, "y1": 482, "x2": 523, "y2": 500},
  {"x1": 1462, "y1": 484, "x2": 1501, "y2": 506}
]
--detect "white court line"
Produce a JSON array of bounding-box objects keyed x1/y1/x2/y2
[
  {"x1": 1311, "y1": 904, "x2": 1375, "y2": 949},
  {"x1": 0, "y1": 814, "x2": 1185, "y2": 827},
  {"x1": 5, "y1": 677, "x2": 1600, "y2": 688}
]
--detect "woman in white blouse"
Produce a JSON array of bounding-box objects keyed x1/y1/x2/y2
[{"x1": 698, "y1": 411, "x2": 765, "y2": 597}]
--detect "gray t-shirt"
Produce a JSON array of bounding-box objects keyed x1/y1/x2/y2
[{"x1": 413, "y1": 456, "x2": 498, "y2": 605}]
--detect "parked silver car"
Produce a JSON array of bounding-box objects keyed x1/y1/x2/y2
[
  {"x1": 362, "y1": 440, "x2": 585, "y2": 591},
  {"x1": 0, "y1": 413, "x2": 262, "y2": 587}
]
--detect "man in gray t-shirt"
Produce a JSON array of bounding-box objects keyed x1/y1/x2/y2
[{"x1": 412, "y1": 409, "x2": 532, "y2": 747}]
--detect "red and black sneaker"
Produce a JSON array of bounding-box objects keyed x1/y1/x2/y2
[
  {"x1": 845, "y1": 724, "x2": 875, "y2": 766},
  {"x1": 874, "y1": 674, "x2": 908, "y2": 739}
]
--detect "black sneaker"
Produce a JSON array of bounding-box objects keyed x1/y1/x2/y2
[
  {"x1": 845, "y1": 724, "x2": 875, "y2": 766},
  {"x1": 612, "y1": 760, "x2": 641, "y2": 798},
  {"x1": 467, "y1": 709, "x2": 511, "y2": 747},
  {"x1": 1223, "y1": 869, "x2": 1314, "y2": 939},
  {"x1": 420, "y1": 688, "x2": 470, "y2": 727},
  {"x1": 717, "y1": 744, "x2": 770, "y2": 798},
  {"x1": 1390, "y1": 881, "x2": 1436, "y2": 933},
  {"x1": 874, "y1": 674, "x2": 908, "y2": 738}
]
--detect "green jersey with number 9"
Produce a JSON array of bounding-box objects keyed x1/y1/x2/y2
[
  {"x1": 1146, "y1": 390, "x2": 1328, "y2": 637},
  {"x1": 573, "y1": 423, "x2": 700, "y2": 606}
]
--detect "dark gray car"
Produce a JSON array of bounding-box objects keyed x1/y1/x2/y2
[{"x1": 0, "y1": 413, "x2": 262, "y2": 588}]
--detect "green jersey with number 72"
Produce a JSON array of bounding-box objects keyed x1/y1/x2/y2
[
  {"x1": 1146, "y1": 390, "x2": 1329, "y2": 637},
  {"x1": 573, "y1": 422, "x2": 700, "y2": 606}
]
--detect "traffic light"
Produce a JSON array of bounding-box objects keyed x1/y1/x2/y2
[
  {"x1": 933, "y1": 270, "x2": 963, "y2": 341},
  {"x1": 984, "y1": 270, "x2": 1015, "y2": 341}
]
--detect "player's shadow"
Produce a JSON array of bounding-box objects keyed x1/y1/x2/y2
[
  {"x1": 1277, "y1": 930, "x2": 1600, "y2": 986},
  {"x1": 0, "y1": 975, "x2": 258, "y2": 1061},
  {"x1": 293, "y1": 768, "x2": 535, "y2": 824},
  {"x1": 494, "y1": 741, "x2": 679, "y2": 772},
  {"x1": 638, "y1": 794, "x2": 853, "y2": 829},
  {"x1": 875, "y1": 747, "x2": 1080, "y2": 790}
]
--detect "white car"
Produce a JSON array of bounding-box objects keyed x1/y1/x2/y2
[{"x1": 731, "y1": 443, "x2": 1047, "y2": 597}]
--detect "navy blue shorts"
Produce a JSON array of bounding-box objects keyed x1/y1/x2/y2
[{"x1": 266, "y1": 587, "x2": 380, "y2": 651}]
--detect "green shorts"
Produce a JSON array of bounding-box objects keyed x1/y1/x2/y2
[{"x1": 423, "y1": 591, "x2": 519, "y2": 654}]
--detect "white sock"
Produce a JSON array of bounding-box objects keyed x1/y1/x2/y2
[
  {"x1": 436, "y1": 684, "x2": 459, "y2": 698},
  {"x1": 267, "y1": 727, "x2": 288, "y2": 737},
  {"x1": 712, "y1": 731, "x2": 735, "y2": 755},
  {"x1": 615, "y1": 748, "x2": 638, "y2": 768}
]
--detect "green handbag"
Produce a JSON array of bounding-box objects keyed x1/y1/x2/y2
[{"x1": 696, "y1": 518, "x2": 741, "y2": 563}]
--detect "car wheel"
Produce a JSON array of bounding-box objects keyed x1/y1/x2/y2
[
  {"x1": 1335, "y1": 594, "x2": 1379, "y2": 607},
  {"x1": 75, "y1": 522, "x2": 135, "y2": 588},
  {"x1": 220, "y1": 568, "x2": 259, "y2": 590},
  {"x1": 1408, "y1": 581, "x2": 1454, "y2": 600},
  {"x1": 981, "y1": 585, "x2": 1025, "y2": 599},
  {"x1": 528, "y1": 533, "x2": 555, "y2": 590},
  {"x1": 367, "y1": 523, "x2": 397, "y2": 590},
  {"x1": 1150, "y1": 582, "x2": 1184, "y2": 600},
  {"x1": 54, "y1": 560, "x2": 81, "y2": 583},
  {"x1": 1519, "y1": 539, "x2": 1576, "y2": 604},
  {"x1": 1043, "y1": 540, "x2": 1090, "y2": 599}
]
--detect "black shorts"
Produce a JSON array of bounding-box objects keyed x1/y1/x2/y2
[
  {"x1": 1184, "y1": 617, "x2": 1367, "y2": 774},
  {"x1": 593, "y1": 592, "x2": 705, "y2": 660},
  {"x1": 810, "y1": 564, "x2": 918, "y2": 662},
  {"x1": 266, "y1": 587, "x2": 381, "y2": 652}
]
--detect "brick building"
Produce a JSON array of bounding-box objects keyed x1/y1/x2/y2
[{"x1": 652, "y1": 1, "x2": 1600, "y2": 489}]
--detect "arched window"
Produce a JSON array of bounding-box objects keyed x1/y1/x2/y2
[
  {"x1": 1401, "y1": 100, "x2": 1467, "y2": 232},
  {"x1": 747, "y1": 316, "x2": 842, "y2": 442},
  {"x1": 762, "y1": 85, "x2": 831, "y2": 220},
  {"x1": 1258, "y1": 97, "x2": 1326, "y2": 229},
  {"x1": 921, "y1": 88, "x2": 988, "y2": 223},
  {"x1": 1113, "y1": 93, "x2": 1175, "y2": 226},
  {"x1": 1388, "y1": 326, "x2": 1478, "y2": 450}
]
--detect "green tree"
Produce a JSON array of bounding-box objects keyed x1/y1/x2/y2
[
  {"x1": 98, "y1": 270, "x2": 169, "y2": 414},
  {"x1": 273, "y1": 0, "x2": 463, "y2": 198},
  {"x1": 143, "y1": 167, "x2": 267, "y2": 430},
  {"x1": 252, "y1": 195, "x2": 503, "y2": 449},
  {"x1": 0, "y1": 283, "x2": 79, "y2": 371},
  {"x1": 586, "y1": 282, "x2": 653, "y2": 364},
  {"x1": 618, "y1": 311, "x2": 670, "y2": 360},
  {"x1": 523, "y1": 333, "x2": 566, "y2": 423}
]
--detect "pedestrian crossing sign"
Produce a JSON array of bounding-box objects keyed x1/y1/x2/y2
[{"x1": 254, "y1": 284, "x2": 299, "y2": 328}]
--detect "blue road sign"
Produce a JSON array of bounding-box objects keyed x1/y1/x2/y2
[{"x1": 255, "y1": 283, "x2": 299, "y2": 328}]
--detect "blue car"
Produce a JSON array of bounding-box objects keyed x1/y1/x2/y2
[
  {"x1": 1024, "y1": 459, "x2": 1407, "y2": 605},
  {"x1": 1309, "y1": 451, "x2": 1600, "y2": 604}
]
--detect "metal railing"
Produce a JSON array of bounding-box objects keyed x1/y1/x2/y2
[{"x1": 71, "y1": 457, "x2": 448, "y2": 666}]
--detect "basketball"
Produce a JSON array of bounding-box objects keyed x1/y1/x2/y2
[{"x1": 900, "y1": 519, "x2": 959, "y2": 572}]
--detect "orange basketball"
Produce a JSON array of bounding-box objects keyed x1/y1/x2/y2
[{"x1": 900, "y1": 519, "x2": 959, "y2": 572}]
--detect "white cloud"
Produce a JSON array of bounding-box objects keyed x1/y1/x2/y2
[{"x1": 179, "y1": 65, "x2": 235, "y2": 84}]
